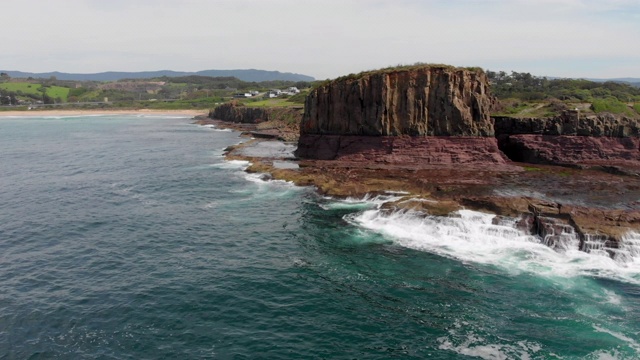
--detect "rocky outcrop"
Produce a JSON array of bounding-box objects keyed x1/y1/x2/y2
[
  {"x1": 210, "y1": 102, "x2": 303, "y2": 125},
  {"x1": 210, "y1": 102, "x2": 271, "y2": 124},
  {"x1": 300, "y1": 66, "x2": 496, "y2": 137},
  {"x1": 296, "y1": 66, "x2": 500, "y2": 163},
  {"x1": 460, "y1": 196, "x2": 640, "y2": 245},
  {"x1": 209, "y1": 102, "x2": 303, "y2": 141},
  {"x1": 280, "y1": 64, "x2": 640, "y2": 256}
]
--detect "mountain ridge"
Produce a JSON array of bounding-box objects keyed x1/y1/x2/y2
[{"x1": 0, "y1": 69, "x2": 315, "y2": 82}]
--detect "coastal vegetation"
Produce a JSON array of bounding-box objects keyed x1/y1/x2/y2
[
  {"x1": 488, "y1": 71, "x2": 640, "y2": 118},
  {"x1": 0, "y1": 73, "x2": 313, "y2": 109}
]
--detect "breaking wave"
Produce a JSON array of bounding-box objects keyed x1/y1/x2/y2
[{"x1": 336, "y1": 198, "x2": 640, "y2": 285}]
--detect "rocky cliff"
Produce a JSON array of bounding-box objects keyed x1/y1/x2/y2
[
  {"x1": 209, "y1": 102, "x2": 303, "y2": 141},
  {"x1": 301, "y1": 66, "x2": 496, "y2": 137}
]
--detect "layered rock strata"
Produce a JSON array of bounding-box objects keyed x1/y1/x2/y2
[
  {"x1": 494, "y1": 111, "x2": 640, "y2": 137},
  {"x1": 495, "y1": 112, "x2": 640, "y2": 168}
]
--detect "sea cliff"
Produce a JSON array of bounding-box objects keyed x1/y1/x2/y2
[{"x1": 296, "y1": 66, "x2": 503, "y2": 163}]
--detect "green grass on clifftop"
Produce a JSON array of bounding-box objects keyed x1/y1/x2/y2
[{"x1": 323, "y1": 63, "x2": 484, "y2": 86}]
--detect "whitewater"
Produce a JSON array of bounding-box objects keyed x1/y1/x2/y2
[{"x1": 0, "y1": 115, "x2": 638, "y2": 359}]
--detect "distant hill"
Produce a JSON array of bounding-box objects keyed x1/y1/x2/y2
[
  {"x1": 542, "y1": 76, "x2": 640, "y2": 88},
  {"x1": 583, "y1": 77, "x2": 640, "y2": 85},
  {"x1": 0, "y1": 69, "x2": 315, "y2": 82}
]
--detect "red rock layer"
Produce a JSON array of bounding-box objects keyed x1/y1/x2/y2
[
  {"x1": 295, "y1": 135, "x2": 508, "y2": 164},
  {"x1": 500, "y1": 134, "x2": 640, "y2": 166}
]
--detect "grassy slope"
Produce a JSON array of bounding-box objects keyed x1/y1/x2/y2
[
  {"x1": 0, "y1": 82, "x2": 69, "y2": 101},
  {"x1": 0, "y1": 82, "x2": 41, "y2": 94}
]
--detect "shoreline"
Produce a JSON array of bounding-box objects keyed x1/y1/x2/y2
[{"x1": 0, "y1": 109, "x2": 208, "y2": 118}]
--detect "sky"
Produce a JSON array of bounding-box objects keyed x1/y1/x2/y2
[{"x1": 2, "y1": 0, "x2": 639, "y2": 80}]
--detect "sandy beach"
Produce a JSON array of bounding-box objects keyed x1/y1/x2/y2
[{"x1": 0, "y1": 109, "x2": 208, "y2": 118}]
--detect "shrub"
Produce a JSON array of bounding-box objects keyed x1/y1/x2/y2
[{"x1": 591, "y1": 97, "x2": 631, "y2": 115}]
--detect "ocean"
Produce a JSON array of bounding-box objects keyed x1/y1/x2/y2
[{"x1": 0, "y1": 115, "x2": 639, "y2": 359}]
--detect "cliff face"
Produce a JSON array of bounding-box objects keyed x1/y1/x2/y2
[{"x1": 301, "y1": 66, "x2": 496, "y2": 137}]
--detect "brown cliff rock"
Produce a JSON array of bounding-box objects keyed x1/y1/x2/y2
[{"x1": 300, "y1": 65, "x2": 496, "y2": 137}]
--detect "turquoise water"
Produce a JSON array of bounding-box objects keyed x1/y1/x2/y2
[{"x1": 0, "y1": 115, "x2": 639, "y2": 359}]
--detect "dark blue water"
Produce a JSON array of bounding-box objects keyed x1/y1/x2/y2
[{"x1": 1, "y1": 115, "x2": 639, "y2": 359}]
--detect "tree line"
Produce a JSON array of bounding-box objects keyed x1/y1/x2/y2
[{"x1": 486, "y1": 70, "x2": 640, "y2": 103}]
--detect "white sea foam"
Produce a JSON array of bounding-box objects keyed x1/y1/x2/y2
[
  {"x1": 437, "y1": 329, "x2": 543, "y2": 360},
  {"x1": 200, "y1": 124, "x2": 233, "y2": 132},
  {"x1": 210, "y1": 160, "x2": 251, "y2": 170},
  {"x1": 243, "y1": 172, "x2": 297, "y2": 188},
  {"x1": 320, "y1": 193, "x2": 405, "y2": 211},
  {"x1": 593, "y1": 325, "x2": 640, "y2": 354},
  {"x1": 346, "y1": 206, "x2": 640, "y2": 285}
]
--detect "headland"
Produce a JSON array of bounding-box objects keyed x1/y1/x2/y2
[{"x1": 205, "y1": 64, "x2": 640, "y2": 261}]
